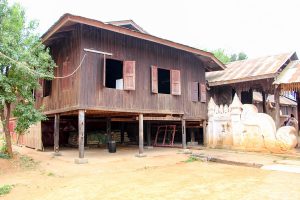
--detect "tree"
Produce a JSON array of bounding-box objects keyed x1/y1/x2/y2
[
  {"x1": 0, "y1": 0, "x2": 55, "y2": 157},
  {"x1": 212, "y1": 49, "x2": 231, "y2": 64},
  {"x1": 237, "y1": 52, "x2": 248, "y2": 60}
]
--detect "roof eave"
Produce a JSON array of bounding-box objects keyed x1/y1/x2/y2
[{"x1": 42, "y1": 14, "x2": 225, "y2": 71}]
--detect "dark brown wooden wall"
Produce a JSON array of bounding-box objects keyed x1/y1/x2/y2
[
  {"x1": 79, "y1": 25, "x2": 207, "y2": 119},
  {"x1": 36, "y1": 25, "x2": 82, "y2": 113}
]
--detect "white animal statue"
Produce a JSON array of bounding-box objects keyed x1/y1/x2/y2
[{"x1": 207, "y1": 94, "x2": 298, "y2": 153}]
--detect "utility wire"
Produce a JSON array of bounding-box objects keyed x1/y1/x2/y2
[{"x1": 0, "y1": 51, "x2": 87, "y2": 79}]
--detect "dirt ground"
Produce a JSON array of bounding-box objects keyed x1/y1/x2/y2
[{"x1": 1, "y1": 146, "x2": 300, "y2": 200}]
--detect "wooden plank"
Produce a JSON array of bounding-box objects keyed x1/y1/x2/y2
[
  {"x1": 123, "y1": 61, "x2": 136, "y2": 90},
  {"x1": 274, "y1": 86, "x2": 281, "y2": 129},
  {"x1": 191, "y1": 82, "x2": 199, "y2": 102},
  {"x1": 147, "y1": 121, "x2": 151, "y2": 146},
  {"x1": 171, "y1": 69, "x2": 181, "y2": 95},
  {"x1": 200, "y1": 83, "x2": 206, "y2": 103},
  {"x1": 151, "y1": 66, "x2": 158, "y2": 93}
]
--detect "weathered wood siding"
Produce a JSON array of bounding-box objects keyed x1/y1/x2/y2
[
  {"x1": 36, "y1": 25, "x2": 82, "y2": 113},
  {"x1": 79, "y1": 25, "x2": 207, "y2": 119}
]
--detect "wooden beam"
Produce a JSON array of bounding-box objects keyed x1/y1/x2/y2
[
  {"x1": 121, "y1": 122, "x2": 125, "y2": 144},
  {"x1": 78, "y1": 110, "x2": 85, "y2": 159},
  {"x1": 147, "y1": 121, "x2": 151, "y2": 146},
  {"x1": 203, "y1": 120, "x2": 207, "y2": 146},
  {"x1": 182, "y1": 119, "x2": 187, "y2": 149},
  {"x1": 140, "y1": 116, "x2": 182, "y2": 121},
  {"x1": 262, "y1": 91, "x2": 267, "y2": 113},
  {"x1": 106, "y1": 118, "x2": 111, "y2": 142},
  {"x1": 54, "y1": 114, "x2": 60, "y2": 154},
  {"x1": 274, "y1": 86, "x2": 281, "y2": 129}
]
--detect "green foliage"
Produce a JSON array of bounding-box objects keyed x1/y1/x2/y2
[
  {"x1": 212, "y1": 49, "x2": 231, "y2": 64},
  {"x1": 237, "y1": 52, "x2": 248, "y2": 60},
  {"x1": 19, "y1": 155, "x2": 38, "y2": 169},
  {"x1": 0, "y1": 184, "x2": 13, "y2": 196},
  {"x1": 184, "y1": 156, "x2": 199, "y2": 163},
  {"x1": 0, "y1": 0, "x2": 55, "y2": 136},
  {"x1": 211, "y1": 49, "x2": 248, "y2": 64}
]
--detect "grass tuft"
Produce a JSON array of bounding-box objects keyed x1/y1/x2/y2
[
  {"x1": 184, "y1": 156, "x2": 199, "y2": 163},
  {"x1": 0, "y1": 185, "x2": 13, "y2": 196}
]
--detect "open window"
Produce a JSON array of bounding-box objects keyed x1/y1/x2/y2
[
  {"x1": 151, "y1": 66, "x2": 181, "y2": 95},
  {"x1": 43, "y1": 79, "x2": 52, "y2": 97},
  {"x1": 158, "y1": 68, "x2": 171, "y2": 94},
  {"x1": 104, "y1": 59, "x2": 135, "y2": 90}
]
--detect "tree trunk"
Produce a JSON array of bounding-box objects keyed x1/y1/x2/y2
[{"x1": 1, "y1": 103, "x2": 13, "y2": 157}]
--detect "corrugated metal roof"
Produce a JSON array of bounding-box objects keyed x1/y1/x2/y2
[
  {"x1": 206, "y1": 52, "x2": 295, "y2": 86},
  {"x1": 274, "y1": 60, "x2": 300, "y2": 91},
  {"x1": 253, "y1": 91, "x2": 297, "y2": 106},
  {"x1": 42, "y1": 13, "x2": 226, "y2": 71}
]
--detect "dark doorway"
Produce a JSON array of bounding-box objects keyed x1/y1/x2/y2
[{"x1": 241, "y1": 89, "x2": 253, "y2": 104}]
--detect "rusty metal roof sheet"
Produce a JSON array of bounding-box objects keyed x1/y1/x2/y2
[
  {"x1": 274, "y1": 60, "x2": 300, "y2": 91},
  {"x1": 253, "y1": 91, "x2": 297, "y2": 106},
  {"x1": 42, "y1": 13, "x2": 225, "y2": 71},
  {"x1": 206, "y1": 52, "x2": 295, "y2": 86}
]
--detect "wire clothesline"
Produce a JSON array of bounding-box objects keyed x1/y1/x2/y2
[{"x1": 0, "y1": 51, "x2": 87, "y2": 79}]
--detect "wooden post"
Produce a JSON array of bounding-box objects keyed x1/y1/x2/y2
[
  {"x1": 147, "y1": 121, "x2": 151, "y2": 146},
  {"x1": 203, "y1": 120, "x2": 207, "y2": 146},
  {"x1": 274, "y1": 86, "x2": 281, "y2": 129},
  {"x1": 182, "y1": 119, "x2": 187, "y2": 149},
  {"x1": 262, "y1": 91, "x2": 267, "y2": 113},
  {"x1": 296, "y1": 92, "x2": 300, "y2": 128},
  {"x1": 53, "y1": 114, "x2": 61, "y2": 155},
  {"x1": 78, "y1": 110, "x2": 85, "y2": 158},
  {"x1": 136, "y1": 114, "x2": 146, "y2": 157},
  {"x1": 121, "y1": 122, "x2": 124, "y2": 144},
  {"x1": 107, "y1": 118, "x2": 111, "y2": 142},
  {"x1": 190, "y1": 129, "x2": 195, "y2": 142}
]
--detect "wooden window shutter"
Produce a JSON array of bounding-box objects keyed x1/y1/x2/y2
[
  {"x1": 171, "y1": 69, "x2": 181, "y2": 95},
  {"x1": 151, "y1": 65, "x2": 158, "y2": 93},
  {"x1": 200, "y1": 83, "x2": 206, "y2": 102},
  {"x1": 191, "y1": 82, "x2": 199, "y2": 102},
  {"x1": 123, "y1": 61, "x2": 136, "y2": 90}
]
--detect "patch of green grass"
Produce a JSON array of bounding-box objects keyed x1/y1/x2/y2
[
  {"x1": 47, "y1": 172, "x2": 55, "y2": 177},
  {"x1": 184, "y1": 156, "x2": 199, "y2": 163},
  {"x1": 0, "y1": 185, "x2": 13, "y2": 196},
  {"x1": 0, "y1": 153, "x2": 10, "y2": 159},
  {"x1": 19, "y1": 155, "x2": 38, "y2": 170}
]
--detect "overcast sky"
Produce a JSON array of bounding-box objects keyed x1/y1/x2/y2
[{"x1": 11, "y1": 0, "x2": 300, "y2": 58}]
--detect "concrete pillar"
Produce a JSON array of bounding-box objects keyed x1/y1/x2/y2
[
  {"x1": 53, "y1": 114, "x2": 61, "y2": 156},
  {"x1": 75, "y1": 110, "x2": 88, "y2": 164},
  {"x1": 136, "y1": 114, "x2": 146, "y2": 157},
  {"x1": 182, "y1": 119, "x2": 187, "y2": 149},
  {"x1": 274, "y1": 86, "x2": 281, "y2": 129}
]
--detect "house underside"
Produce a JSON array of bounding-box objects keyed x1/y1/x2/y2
[{"x1": 40, "y1": 109, "x2": 206, "y2": 160}]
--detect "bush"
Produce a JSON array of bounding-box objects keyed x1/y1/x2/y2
[{"x1": 0, "y1": 185, "x2": 13, "y2": 196}]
